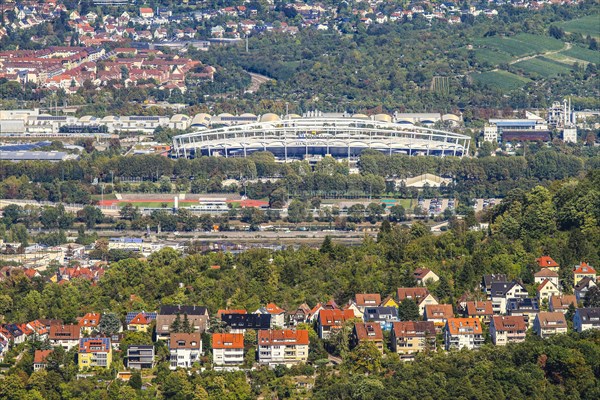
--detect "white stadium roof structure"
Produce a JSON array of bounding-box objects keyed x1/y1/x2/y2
[{"x1": 172, "y1": 117, "x2": 471, "y2": 159}]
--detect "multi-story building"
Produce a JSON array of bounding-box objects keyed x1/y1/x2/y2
[
  {"x1": 78, "y1": 313, "x2": 101, "y2": 335},
  {"x1": 318, "y1": 309, "x2": 355, "y2": 339},
  {"x1": 490, "y1": 281, "x2": 528, "y2": 314},
  {"x1": 490, "y1": 316, "x2": 527, "y2": 346},
  {"x1": 507, "y1": 297, "x2": 539, "y2": 328},
  {"x1": 127, "y1": 345, "x2": 155, "y2": 370},
  {"x1": 125, "y1": 311, "x2": 157, "y2": 332},
  {"x1": 573, "y1": 308, "x2": 600, "y2": 333},
  {"x1": 257, "y1": 329, "x2": 309, "y2": 367},
  {"x1": 424, "y1": 304, "x2": 454, "y2": 331},
  {"x1": 255, "y1": 303, "x2": 286, "y2": 328},
  {"x1": 221, "y1": 313, "x2": 271, "y2": 334},
  {"x1": 212, "y1": 333, "x2": 245, "y2": 371},
  {"x1": 156, "y1": 305, "x2": 209, "y2": 340},
  {"x1": 464, "y1": 301, "x2": 494, "y2": 324},
  {"x1": 533, "y1": 312, "x2": 568, "y2": 338},
  {"x1": 391, "y1": 321, "x2": 436, "y2": 361},
  {"x1": 362, "y1": 306, "x2": 399, "y2": 330},
  {"x1": 49, "y1": 324, "x2": 80, "y2": 350},
  {"x1": 33, "y1": 350, "x2": 52, "y2": 371},
  {"x1": 169, "y1": 333, "x2": 202, "y2": 370},
  {"x1": 534, "y1": 268, "x2": 559, "y2": 288},
  {"x1": 549, "y1": 295, "x2": 577, "y2": 313},
  {"x1": 537, "y1": 280, "x2": 561, "y2": 303},
  {"x1": 352, "y1": 323, "x2": 384, "y2": 353},
  {"x1": 78, "y1": 338, "x2": 112, "y2": 370},
  {"x1": 575, "y1": 277, "x2": 597, "y2": 303},
  {"x1": 444, "y1": 318, "x2": 484, "y2": 351}
]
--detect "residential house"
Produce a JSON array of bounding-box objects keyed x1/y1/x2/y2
[
  {"x1": 465, "y1": 301, "x2": 494, "y2": 324},
  {"x1": 344, "y1": 302, "x2": 364, "y2": 319},
  {"x1": 49, "y1": 324, "x2": 80, "y2": 350},
  {"x1": 424, "y1": 304, "x2": 454, "y2": 331},
  {"x1": 139, "y1": 7, "x2": 154, "y2": 19},
  {"x1": 2, "y1": 324, "x2": 24, "y2": 344},
  {"x1": 26, "y1": 320, "x2": 49, "y2": 340},
  {"x1": 78, "y1": 338, "x2": 112, "y2": 370},
  {"x1": 352, "y1": 323, "x2": 384, "y2": 353},
  {"x1": 549, "y1": 295, "x2": 577, "y2": 313},
  {"x1": 397, "y1": 287, "x2": 439, "y2": 315},
  {"x1": 444, "y1": 318, "x2": 484, "y2": 350},
  {"x1": 574, "y1": 262, "x2": 596, "y2": 285},
  {"x1": 507, "y1": 297, "x2": 539, "y2": 328},
  {"x1": 126, "y1": 311, "x2": 157, "y2": 332},
  {"x1": 413, "y1": 268, "x2": 439, "y2": 285},
  {"x1": 318, "y1": 309, "x2": 355, "y2": 339},
  {"x1": 534, "y1": 268, "x2": 559, "y2": 287},
  {"x1": 222, "y1": 313, "x2": 271, "y2": 334},
  {"x1": 288, "y1": 304, "x2": 311, "y2": 326},
  {"x1": 380, "y1": 296, "x2": 399, "y2": 308},
  {"x1": 536, "y1": 256, "x2": 559, "y2": 272},
  {"x1": 156, "y1": 305, "x2": 209, "y2": 340},
  {"x1": 355, "y1": 294, "x2": 382, "y2": 312},
  {"x1": 391, "y1": 321, "x2": 436, "y2": 361},
  {"x1": 482, "y1": 274, "x2": 508, "y2": 295},
  {"x1": 169, "y1": 333, "x2": 202, "y2": 370},
  {"x1": 255, "y1": 303, "x2": 286, "y2": 328},
  {"x1": 490, "y1": 281, "x2": 528, "y2": 314},
  {"x1": 533, "y1": 312, "x2": 568, "y2": 338},
  {"x1": 79, "y1": 313, "x2": 101, "y2": 335},
  {"x1": 575, "y1": 277, "x2": 597, "y2": 302},
  {"x1": 258, "y1": 329, "x2": 309, "y2": 367},
  {"x1": 490, "y1": 315, "x2": 527, "y2": 346},
  {"x1": 212, "y1": 333, "x2": 244, "y2": 371},
  {"x1": 537, "y1": 280, "x2": 561, "y2": 303},
  {"x1": 363, "y1": 306, "x2": 399, "y2": 330},
  {"x1": 33, "y1": 349, "x2": 52, "y2": 371},
  {"x1": 573, "y1": 307, "x2": 600, "y2": 333},
  {"x1": 127, "y1": 345, "x2": 155, "y2": 370}
]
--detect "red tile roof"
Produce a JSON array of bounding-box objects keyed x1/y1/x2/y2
[
  {"x1": 212, "y1": 333, "x2": 244, "y2": 349},
  {"x1": 465, "y1": 301, "x2": 493, "y2": 316},
  {"x1": 34, "y1": 349, "x2": 53, "y2": 364},
  {"x1": 536, "y1": 256, "x2": 558, "y2": 268},
  {"x1": 355, "y1": 294, "x2": 382, "y2": 307},
  {"x1": 397, "y1": 287, "x2": 430, "y2": 301},
  {"x1": 354, "y1": 322, "x2": 383, "y2": 341},
  {"x1": 574, "y1": 262, "x2": 596, "y2": 275},
  {"x1": 319, "y1": 309, "x2": 354, "y2": 327},
  {"x1": 491, "y1": 315, "x2": 527, "y2": 331},
  {"x1": 392, "y1": 321, "x2": 435, "y2": 337},
  {"x1": 446, "y1": 318, "x2": 482, "y2": 335},
  {"x1": 258, "y1": 329, "x2": 309, "y2": 346},
  {"x1": 535, "y1": 268, "x2": 559, "y2": 278}
]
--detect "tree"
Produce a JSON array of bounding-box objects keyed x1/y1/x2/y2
[
  {"x1": 583, "y1": 286, "x2": 600, "y2": 308},
  {"x1": 98, "y1": 313, "x2": 121, "y2": 335},
  {"x1": 269, "y1": 187, "x2": 288, "y2": 209},
  {"x1": 79, "y1": 205, "x2": 103, "y2": 229},
  {"x1": 120, "y1": 203, "x2": 140, "y2": 221},
  {"x1": 398, "y1": 299, "x2": 420, "y2": 321},
  {"x1": 129, "y1": 370, "x2": 142, "y2": 390},
  {"x1": 287, "y1": 199, "x2": 307, "y2": 223},
  {"x1": 181, "y1": 313, "x2": 194, "y2": 333},
  {"x1": 170, "y1": 313, "x2": 182, "y2": 333},
  {"x1": 345, "y1": 342, "x2": 382, "y2": 374}
]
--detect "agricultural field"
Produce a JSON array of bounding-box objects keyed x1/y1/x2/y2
[
  {"x1": 474, "y1": 34, "x2": 564, "y2": 58},
  {"x1": 560, "y1": 15, "x2": 600, "y2": 38},
  {"x1": 471, "y1": 70, "x2": 531, "y2": 90},
  {"x1": 513, "y1": 56, "x2": 573, "y2": 78},
  {"x1": 560, "y1": 45, "x2": 600, "y2": 64},
  {"x1": 473, "y1": 48, "x2": 514, "y2": 66}
]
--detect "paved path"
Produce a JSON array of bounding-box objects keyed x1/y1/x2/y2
[{"x1": 246, "y1": 72, "x2": 272, "y2": 93}]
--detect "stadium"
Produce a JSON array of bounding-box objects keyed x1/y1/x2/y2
[{"x1": 172, "y1": 113, "x2": 471, "y2": 159}]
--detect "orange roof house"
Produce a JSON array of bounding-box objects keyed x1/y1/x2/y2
[
  {"x1": 536, "y1": 256, "x2": 559, "y2": 271},
  {"x1": 212, "y1": 333, "x2": 244, "y2": 349},
  {"x1": 574, "y1": 262, "x2": 596, "y2": 285}
]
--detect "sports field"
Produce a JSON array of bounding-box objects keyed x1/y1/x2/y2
[
  {"x1": 472, "y1": 70, "x2": 531, "y2": 90},
  {"x1": 560, "y1": 15, "x2": 600, "y2": 38}
]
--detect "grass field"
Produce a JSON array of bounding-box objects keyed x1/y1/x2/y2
[
  {"x1": 472, "y1": 70, "x2": 531, "y2": 90},
  {"x1": 513, "y1": 57, "x2": 573, "y2": 78},
  {"x1": 560, "y1": 15, "x2": 600, "y2": 38},
  {"x1": 473, "y1": 48, "x2": 514, "y2": 66},
  {"x1": 560, "y1": 45, "x2": 600, "y2": 64},
  {"x1": 474, "y1": 34, "x2": 564, "y2": 58}
]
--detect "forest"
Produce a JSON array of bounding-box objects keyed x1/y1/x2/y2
[{"x1": 0, "y1": 171, "x2": 599, "y2": 399}]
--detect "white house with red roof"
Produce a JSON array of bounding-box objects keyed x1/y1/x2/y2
[{"x1": 574, "y1": 262, "x2": 596, "y2": 286}]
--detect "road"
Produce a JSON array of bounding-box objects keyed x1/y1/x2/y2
[{"x1": 246, "y1": 72, "x2": 272, "y2": 93}]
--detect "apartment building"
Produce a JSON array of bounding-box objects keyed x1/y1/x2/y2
[{"x1": 257, "y1": 329, "x2": 309, "y2": 367}]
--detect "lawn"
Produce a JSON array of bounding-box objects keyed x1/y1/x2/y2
[
  {"x1": 560, "y1": 15, "x2": 600, "y2": 38},
  {"x1": 381, "y1": 199, "x2": 413, "y2": 209},
  {"x1": 560, "y1": 45, "x2": 600, "y2": 64},
  {"x1": 471, "y1": 70, "x2": 531, "y2": 90},
  {"x1": 513, "y1": 57, "x2": 573, "y2": 78}
]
